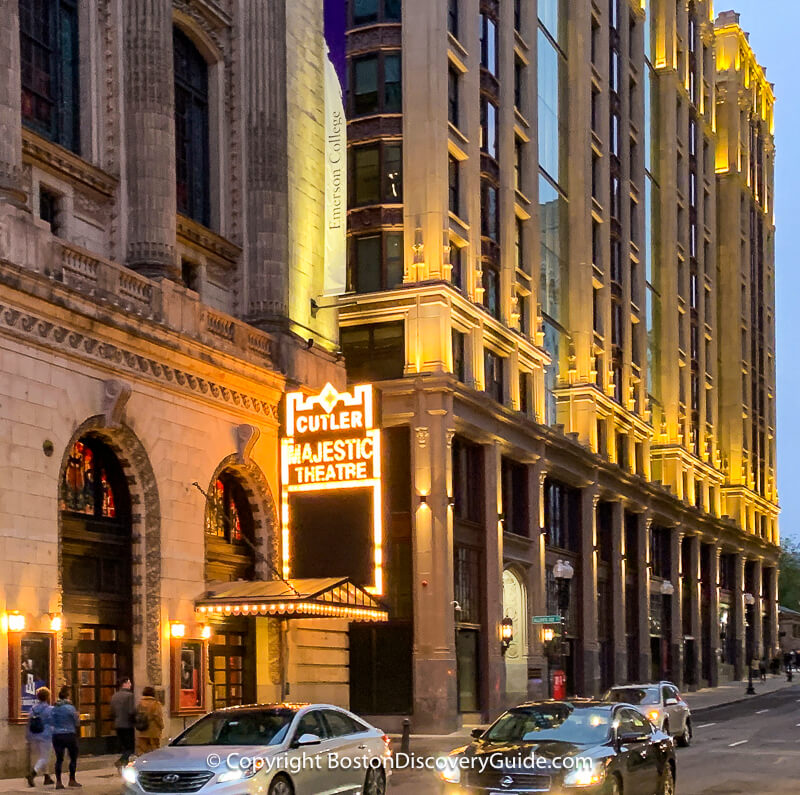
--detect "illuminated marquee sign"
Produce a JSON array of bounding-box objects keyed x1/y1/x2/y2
[{"x1": 281, "y1": 383, "x2": 382, "y2": 594}]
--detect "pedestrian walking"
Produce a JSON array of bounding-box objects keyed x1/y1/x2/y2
[
  {"x1": 134, "y1": 687, "x2": 164, "y2": 756},
  {"x1": 759, "y1": 657, "x2": 767, "y2": 682},
  {"x1": 24, "y1": 687, "x2": 54, "y2": 788},
  {"x1": 51, "y1": 685, "x2": 81, "y2": 789},
  {"x1": 110, "y1": 677, "x2": 135, "y2": 766}
]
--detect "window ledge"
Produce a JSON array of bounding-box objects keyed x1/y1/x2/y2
[
  {"x1": 177, "y1": 214, "x2": 242, "y2": 269},
  {"x1": 22, "y1": 128, "x2": 117, "y2": 198}
]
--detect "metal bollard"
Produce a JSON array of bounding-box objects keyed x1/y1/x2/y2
[{"x1": 400, "y1": 718, "x2": 411, "y2": 756}]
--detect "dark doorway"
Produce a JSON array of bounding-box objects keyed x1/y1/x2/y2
[
  {"x1": 456, "y1": 628, "x2": 481, "y2": 712},
  {"x1": 349, "y1": 622, "x2": 413, "y2": 714},
  {"x1": 60, "y1": 435, "x2": 133, "y2": 755}
]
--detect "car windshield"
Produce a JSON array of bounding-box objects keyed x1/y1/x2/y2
[
  {"x1": 603, "y1": 688, "x2": 660, "y2": 706},
  {"x1": 482, "y1": 705, "x2": 612, "y2": 745},
  {"x1": 172, "y1": 710, "x2": 295, "y2": 746}
]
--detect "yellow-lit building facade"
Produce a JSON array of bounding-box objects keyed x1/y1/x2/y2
[{"x1": 336, "y1": 0, "x2": 780, "y2": 732}]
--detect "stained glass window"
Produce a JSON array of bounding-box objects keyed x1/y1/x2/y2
[
  {"x1": 61, "y1": 439, "x2": 117, "y2": 518},
  {"x1": 205, "y1": 471, "x2": 252, "y2": 544}
]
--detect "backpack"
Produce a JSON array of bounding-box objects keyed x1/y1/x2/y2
[
  {"x1": 134, "y1": 707, "x2": 150, "y2": 732},
  {"x1": 29, "y1": 711, "x2": 44, "y2": 735}
]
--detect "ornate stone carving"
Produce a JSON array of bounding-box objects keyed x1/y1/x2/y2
[
  {"x1": 415, "y1": 427, "x2": 430, "y2": 448},
  {"x1": 102, "y1": 379, "x2": 132, "y2": 428},
  {"x1": 235, "y1": 424, "x2": 261, "y2": 466}
]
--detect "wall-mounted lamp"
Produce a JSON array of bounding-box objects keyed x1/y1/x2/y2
[
  {"x1": 200, "y1": 625, "x2": 212, "y2": 640},
  {"x1": 418, "y1": 494, "x2": 428, "y2": 504},
  {"x1": 49, "y1": 613, "x2": 64, "y2": 632},
  {"x1": 447, "y1": 495, "x2": 456, "y2": 507},
  {"x1": 660, "y1": 580, "x2": 675, "y2": 596},
  {"x1": 5, "y1": 612, "x2": 26, "y2": 632},
  {"x1": 500, "y1": 616, "x2": 514, "y2": 653},
  {"x1": 169, "y1": 621, "x2": 186, "y2": 638},
  {"x1": 542, "y1": 627, "x2": 556, "y2": 643}
]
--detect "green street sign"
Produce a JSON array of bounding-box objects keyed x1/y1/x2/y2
[{"x1": 531, "y1": 615, "x2": 562, "y2": 624}]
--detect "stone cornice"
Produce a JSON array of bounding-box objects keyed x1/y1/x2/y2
[
  {"x1": 0, "y1": 291, "x2": 280, "y2": 424},
  {"x1": 22, "y1": 128, "x2": 118, "y2": 198}
]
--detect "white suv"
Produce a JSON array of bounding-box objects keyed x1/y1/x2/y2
[
  {"x1": 121, "y1": 703, "x2": 392, "y2": 795},
  {"x1": 603, "y1": 682, "x2": 692, "y2": 747}
]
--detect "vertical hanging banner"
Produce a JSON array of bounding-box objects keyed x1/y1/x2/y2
[{"x1": 324, "y1": 46, "x2": 347, "y2": 296}]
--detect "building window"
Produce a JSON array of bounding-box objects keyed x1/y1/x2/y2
[
  {"x1": 452, "y1": 437, "x2": 483, "y2": 524},
  {"x1": 481, "y1": 181, "x2": 499, "y2": 242},
  {"x1": 349, "y1": 231, "x2": 404, "y2": 293},
  {"x1": 448, "y1": 154, "x2": 460, "y2": 217},
  {"x1": 341, "y1": 321, "x2": 405, "y2": 382},
  {"x1": 38, "y1": 186, "x2": 60, "y2": 234},
  {"x1": 448, "y1": 0, "x2": 459, "y2": 38},
  {"x1": 484, "y1": 348, "x2": 504, "y2": 403},
  {"x1": 61, "y1": 439, "x2": 124, "y2": 519},
  {"x1": 518, "y1": 371, "x2": 529, "y2": 414},
  {"x1": 351, "y1": 142, "x2": 403, "y2": 206},
  {"x1": 448, "y1": 66, "x2": 460, "y2": 128},
  {"x1": 514, "y1": 57, "x2": 524, "y2": 110},
  {"x1": 352, "y1": 53, "x2": 402, "y2": 116},
  {"x1": 480, "y1": 14, "x2": 498, "y2": 76},
  {"x1": 544, "y1": 478, "x2": 579, "y2": 552},
  {"x1": 454, "y1": 546, "x2": 482, "y2": 624},
  {"x1": 452, "y1": 329, "x2": 466, "y2": 382},
  {"x1": 451, "y1": 241, "x2": 464, "y2": 288},
  {"x1": 502, "y1": 458, "x2": 528, "y2": 536},
  {"x1": 174, "y1": 27, "x2": 210, "y2": 226},
  {"x1": 353, "y1": 0, "x2": 400, "y2": 25},
  {"x1": 480, "y1": 97, "x2": 498, "y2": 159},
  {"x1": 514, "y1": 0, "x2": 522, "y2": 32},
  {"x1": 181, "y1": 259, "x2": 200, "y2": 292},
  {"x1": 514, "y1": 137, "x2": 524, "y2": 191},
  {"x1": 483, "y1": 266, "x2": 500, "y2": 318},
  {"x1": 515, "y1": 216, "x2": 525, "y2": 271},
  {"x1": 205, "y1": 471, "x2": 254, "y2": 545},
  {"x1": 19, "y1": 0, "x2": 80, "y2": 153}
]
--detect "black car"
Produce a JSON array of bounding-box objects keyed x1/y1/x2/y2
[{"x1": 439, "y1": 700, "x2": 675, "y2": 794}]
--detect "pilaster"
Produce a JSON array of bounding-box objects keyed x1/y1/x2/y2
[
  {"x1": 0, "y1": 0, "x2": 25, "y2": 204},
  {"x1": 483, "y1": 442, "x2": 504, "y2": 719},
  {"x1": 579, "y1": 484, "x2": 600, "y2": 696},
  {"x1": 707, "y1": 544, "x2": 721, "y2": 687},
  {"x1": 687, "y1": 534, "x2": 702, "y2": 689},
  {"x1": 752, "y1": 558, "x2": 763, "y2": 662},
  {"x1": 610, "y1": 500, "x2": 627, "y2": 684},
  {"x1": 670, "y1": 528, "x2": 684, "y2": 687},
  {"x1": 733, "y1": 552, "x2": 746, "y2": 679},
  {"x1": 637, "y1": 512, "x2": 652, "y2": 681}
]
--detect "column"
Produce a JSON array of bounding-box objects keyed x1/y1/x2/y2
[
  {"x1": 123, "y1": 0, "x2": 178, "y2": 279},
  {"x1": 687, "y1": 534, "x2": 702, "y2": 689},
  {"x1": 765, "y1": 565, "x2": 779, "y2": 660},
  {"x1": 411, "y1": 413, "x2": 458, "y2": 732},
  {"x1": 527, "y1": 463, "x2": 547, "y2": 699},
  {"x1": 242, "y1": 0, "x2": 289, "y2": 321},
  {"x1": 707, "y1": 544, "x2": 720, "y2": 687},
  {"x1": 636, "y1": 512, "x2": 652, "y2": 682},
  {"x1": 670, "y1": 528, "x2": 684, "y2": 688},
  {"x1": 579, "y1": 484, "x2": 600, "y2": 696},
  {"x1": 752, "y1": 559, "x2": 764, "y2": 662},
  {"x1": 610, "y1": 501, "x2": 627, "y2": 684},
  {"x1": 733, "y1": 552, "x2": 746, "y2": 679},
  {"x1": 483, "y1": 442, "x2": 504, "y2": 719},
  {"x1": 0, "y1": 0, "x2": 25, "y2": 204}
]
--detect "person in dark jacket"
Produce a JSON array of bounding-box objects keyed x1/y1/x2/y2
[
  {"x1": 51, "y1": 686, "x2": 81, "y2": 789},
  {"x1": 25, "y1": 687, "x2": 54, "y2": 787},
  {"x1": 110, "y1": 677, "x2": 135, "y2": 766}
]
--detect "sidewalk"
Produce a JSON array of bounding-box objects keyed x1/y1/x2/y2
[{"x1": 684, "y1": 672, "x2": 796, "y2": 714}]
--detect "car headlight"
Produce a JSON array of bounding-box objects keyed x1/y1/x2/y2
[
  {"x1": 437, "y1": 756, "x2": 462, "y2": 784},
  {"x1": 121, "y1": 765, "x2": 137, "y2": 785},
  {"x1": 563, "y1": 762, "x2": 606, "y2": 788},
  {"x1": 218, "y1": 758, "x2": 264, "y2": 782},
  {"x1": 648, "y1": 710, "x2": 661, "y2": 723}
]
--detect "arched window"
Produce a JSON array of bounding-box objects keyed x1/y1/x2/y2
[
  {"x1": 19, "y1": 0, "x2": 80, "y2": 152},
  {"x1": 174, "y1": 27, "x2": 210, "y2": 226},
  {"x1": 61, "y1": 438, "x2": 127, "y2": 519},
  {"x1": 205, "y1": 470, "x2": 254, "y2": 544}
]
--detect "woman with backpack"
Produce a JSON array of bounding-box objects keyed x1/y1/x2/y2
[
  {"x1": 134, "y1": 687, "x2": 164, "y2": 756},
  {"x1": 25, "y1": 687, "x2": 54, "y2": 787},
  {"x1": 51, "y1": 685, "x2": 81, "y2": 789}
]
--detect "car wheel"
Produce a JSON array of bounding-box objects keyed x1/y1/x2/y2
[
  {"x1": 606, "y1": 773, "x2": 622, "y2": 795},
  {"x1": 364, "y1": 766, "x2": 386, "y2": 795},
  {"x1": 660, "y1": 765, "x2": 675, "y2": 795},
  {"x1": 677, "y1": 719, "x2": 692, "y2": 747},
  {"x1": 268, "y1": 774, "x2": 294, "y2": 795}
]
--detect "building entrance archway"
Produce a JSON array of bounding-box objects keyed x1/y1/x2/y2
[{"x1": 502, "y1": 568, "x2": 528, "y2": 705}]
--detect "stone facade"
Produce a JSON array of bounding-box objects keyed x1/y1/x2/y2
[{"x1": 0, "y1": 0, "x2": 346, "y2": 777}]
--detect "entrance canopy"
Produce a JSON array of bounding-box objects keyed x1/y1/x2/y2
[{"x1": 195, "y1": 577, "x2": 388, "y2": 622}]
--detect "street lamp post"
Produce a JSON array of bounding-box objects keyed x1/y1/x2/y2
[
  {"x1": 744, "y1": 592, "x2": 756, "y2": 695},
  {"x1": 553, "y1": 559, "x2": 575, "y2": 696}
]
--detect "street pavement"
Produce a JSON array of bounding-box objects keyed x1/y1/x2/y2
[{"x1": 2, "y1": 679, "x2": 798, "y2": 794}]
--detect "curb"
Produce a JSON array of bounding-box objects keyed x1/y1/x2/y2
[{"x1": 690, "y1": 683, "x2": 797, "y2": 717}]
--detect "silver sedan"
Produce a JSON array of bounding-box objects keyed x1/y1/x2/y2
[
  {"x1": 603, "y1": 681, "x2": 692, "y2": 747},
  {"x1": 121, "y1": 703, "x2": 392, "y2": 795}
]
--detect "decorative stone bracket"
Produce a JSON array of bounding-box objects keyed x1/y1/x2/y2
[
  {"x1": 235, "y1": 423, "x2": 261, "y2": 466},
  {"x1": 101, "y1": 379, "x2": 132, "y2": 427}
]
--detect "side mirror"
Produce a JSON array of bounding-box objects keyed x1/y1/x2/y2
[
  {"x1": 295, "y1": 733, "x2": 322, "y2": 747},
  {"x1": 471, "y1": 728, "x2": 485, "y2": 740},
  {"x1": 665, "y1": 697, "x2": 678, "y2": 706}
]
